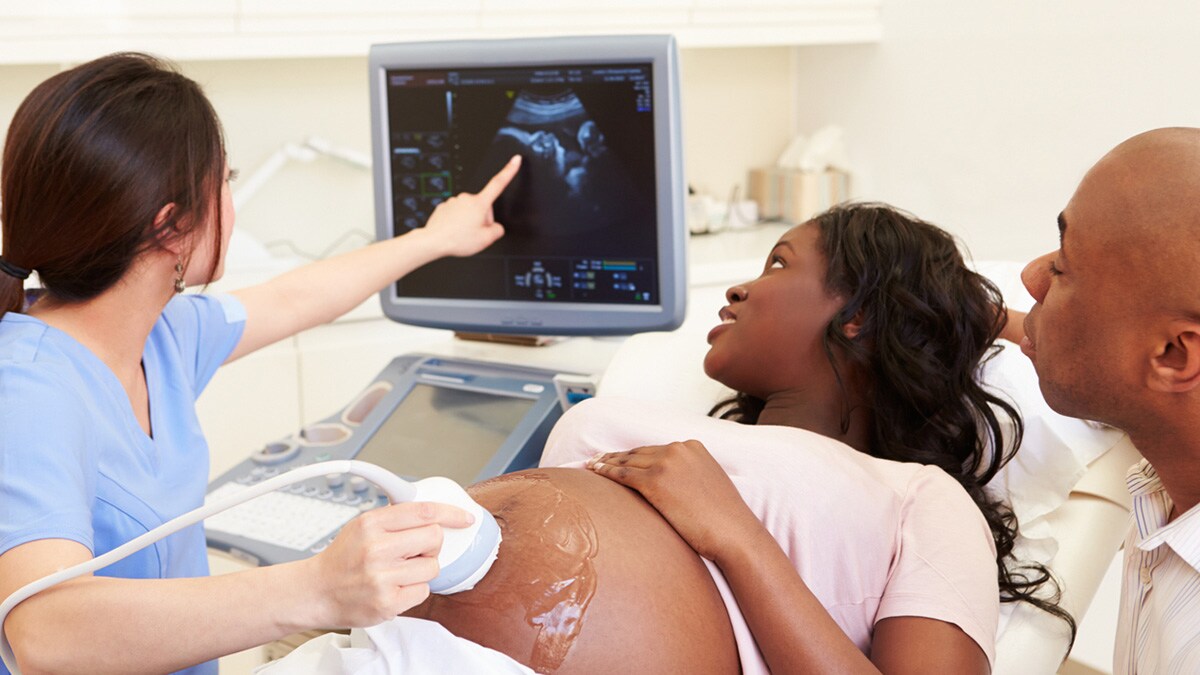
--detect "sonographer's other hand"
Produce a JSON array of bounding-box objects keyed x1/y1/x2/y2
[
  {"x1": 587, "y1": 440, "x2": 762, "y2": 564},
  {"x1": 302, "y1": 501, "x2": 475, "y2": 627},
  {"x1": 423, "y1": 154, "x2": 521, "y2": 257}
]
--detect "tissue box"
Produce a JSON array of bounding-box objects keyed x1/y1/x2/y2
[{"x1": 748, "y1": 167, "x2": 851, "y2": 223}]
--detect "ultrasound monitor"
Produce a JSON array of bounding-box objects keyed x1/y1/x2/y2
[{"x1": 368, "y1": 35, "x2": 686, "y2": 335}]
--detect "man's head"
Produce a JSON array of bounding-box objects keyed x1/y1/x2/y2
[{"x1": 1021, "y1": 127, "x2": 1200, "y2": 433}]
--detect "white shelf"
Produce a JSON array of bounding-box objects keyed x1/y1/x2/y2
[{"x1": 0, "y1": 1, "x2": 881, "y2": 65}]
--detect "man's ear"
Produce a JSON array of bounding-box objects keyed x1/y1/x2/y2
[
  {"x1": 1147, "y1": 322, "x2": 1200, "y2": 393},
  {"x1": 153, "y1": 203, "x2": 185, "y2": 254},
  {"x1": 842, "y1": 308, "x2": 866, "y2": 340}
]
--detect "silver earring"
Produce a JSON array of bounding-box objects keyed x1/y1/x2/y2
[{"x1": 174, "y1": 260, "x2": 185, "y2": 294}]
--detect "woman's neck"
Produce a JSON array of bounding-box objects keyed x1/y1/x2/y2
[
  {"x1": 28, "y1": 261, "x2": 174, "y2": 384},
  {"x1": 757, "y1": 394, "x2": 874, "y2": 455},
  {"x1": 755, "y1": 359, "x2": 874, "y2": 455}
]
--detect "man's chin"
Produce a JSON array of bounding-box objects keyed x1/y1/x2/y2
[
  {"x1": 1036, "y1": 378, "x2": 1090, "y2": 420},
  {"x1": 1018, "y1": 336, "x2": 1037, "y2": 362}
]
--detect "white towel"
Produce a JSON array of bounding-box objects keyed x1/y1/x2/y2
[{"x1": 255, "y1": 617, "x2": 535, "y2": 675}]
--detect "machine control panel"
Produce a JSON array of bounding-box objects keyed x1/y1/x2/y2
[{"x1": 205, "y1": 353, "x2": 588, "y2": 566}]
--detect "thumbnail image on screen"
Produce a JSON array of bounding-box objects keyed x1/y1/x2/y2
[{"x1": 384, "y1": 63, "x2": 658, "y2": 306}]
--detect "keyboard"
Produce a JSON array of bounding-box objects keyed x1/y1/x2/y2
[{"x1": 204, "y1": 483, "x2": 363, "y2": 552}]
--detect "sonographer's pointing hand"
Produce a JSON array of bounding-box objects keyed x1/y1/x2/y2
[
  {"x1": 422, "y1": 154, "x2": 521, "y2": 257},
  {"x1": 300, "y1": 501, "x2": 475, "y2": 628}
]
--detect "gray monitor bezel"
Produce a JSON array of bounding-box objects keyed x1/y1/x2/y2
[{"x1": 368, "y1": 34, "x2": 686, "y2": 336}]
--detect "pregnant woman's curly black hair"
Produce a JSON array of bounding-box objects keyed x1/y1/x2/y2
[{"x1": 713, "y1": 202, "x2": 1076, "y2": 649}]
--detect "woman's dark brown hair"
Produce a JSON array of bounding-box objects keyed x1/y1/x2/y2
[
  {"x1": 0, "y1": 52, "x2": 226, "y2": 318},
  {"x1": 713, "y1": 202, "x2": 1076, "y2": 651}
]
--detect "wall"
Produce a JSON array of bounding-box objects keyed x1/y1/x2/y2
[
  {"x1": 787, "y1": 4, "x2": 1200, "y2": 672},
  {"x1": 791, "y1": 1, "x2": 1200, "y2": 263},
  {"x1": 0, "y1": 64, "x2": 56, "y2": 133},
  {"x1": 0, "y1": 48, "x2": 796, "y2": 258},
  {"x1": 10, "y1": 16, "x2": 1169, "y2": 668}
]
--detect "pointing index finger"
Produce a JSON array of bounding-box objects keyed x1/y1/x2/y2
[{"x1": 477, "y1": 154, "x2": 522, "y2": 202}]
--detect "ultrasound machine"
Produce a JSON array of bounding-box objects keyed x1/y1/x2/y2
[{"x1": 203, "y1": 34, "x2": 687, "y2": 567}]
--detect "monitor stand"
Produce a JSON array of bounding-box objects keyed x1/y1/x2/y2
[{"x1": 453, "y1": 332, "x2": 566, "y2": 347}]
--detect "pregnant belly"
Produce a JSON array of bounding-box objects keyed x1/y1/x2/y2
[{"x1": 406, "y1": 467, "x2": 739, "y2": 674}]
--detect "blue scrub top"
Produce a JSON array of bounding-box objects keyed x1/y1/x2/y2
[{"x1": 0, "y1": 293, "x2": 246, "y2": 675}]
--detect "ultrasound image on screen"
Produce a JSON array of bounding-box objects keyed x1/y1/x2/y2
[
  {"x1": 384, "y1": 64, "x2": 659, "y2": 305},
  {"x1": 473, "y1": 88, "x2": 638, "y2": 241}
]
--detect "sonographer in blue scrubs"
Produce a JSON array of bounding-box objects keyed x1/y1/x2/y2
[
  {"x1": 0, "y1": 53, "x2": 520, "y2": 674},
  {"x1": 0, "y1": 294, "x2": 246, "y2": 587}
]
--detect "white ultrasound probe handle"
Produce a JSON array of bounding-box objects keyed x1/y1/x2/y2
[
  {"x1": 0, "y1": 460, "x2": 497, "y2": 675},
  {"x1": 412, "y1": 476, "x2": 500, "y2": 594}
]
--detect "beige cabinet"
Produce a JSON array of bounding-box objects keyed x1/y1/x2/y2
[{"x1": 0, "y1": 1, "x2": 881, "y2": 64}]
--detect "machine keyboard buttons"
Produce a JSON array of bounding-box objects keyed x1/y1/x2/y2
[
  {"x1": 205, "y1": 483, "x2": 359, "y2": 552},
  {"x1": 251, "y1": 440, "x2": 300, "y2": 465}
]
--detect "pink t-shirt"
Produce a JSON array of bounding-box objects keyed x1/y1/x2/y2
[{"x1": 539, "y1": 397, "x2": 999, "y2": 671}]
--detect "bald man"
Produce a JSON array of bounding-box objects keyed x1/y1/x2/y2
[{"x1": 1017, "y1": 127, "x2": 1200, "y2": 674}]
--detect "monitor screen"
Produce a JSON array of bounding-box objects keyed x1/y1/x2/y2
[
  {"x1": 355, "y1": 383, "x2": 535, "y2": 484},
  {"x1": 369, "y1": 35, "x2": 685, "y2": 335}
]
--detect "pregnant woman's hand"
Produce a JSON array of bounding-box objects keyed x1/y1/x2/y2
[{"x1": 587, "y1": 440, "x2": 762, "y2": 562}]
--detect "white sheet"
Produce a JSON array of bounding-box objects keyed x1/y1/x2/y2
[{"x1": 254, "y1": 618, "x2": 534, "y2": 675}]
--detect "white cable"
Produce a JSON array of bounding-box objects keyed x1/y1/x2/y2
[
  {"x1": 303, "y1": 136, "x2": 372, "y2": 170},
  {"x1": 0, "y1": 460, "x2": 415, "y2": 674},
  {"x1": 232, "y1": 136, "x2": 371, "y2": 211},
  {"x1": 231, "y1": 144, "x2": 294, "y2": 211}
]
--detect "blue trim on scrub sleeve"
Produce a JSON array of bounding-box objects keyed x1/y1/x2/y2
[{"x1": 158, "y1": 292, "x2": 247, "y2": 397}]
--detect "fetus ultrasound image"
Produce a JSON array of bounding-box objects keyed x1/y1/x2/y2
[
  {"x1": 385, "y1": 64, "x2": 659, "y2": 304},
  {"x1": 452, "y1": 78, "x2": 656, "y2": 261},
  {"x1": 472, "y1": 88, "x2": 641, "y2": 244}
]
